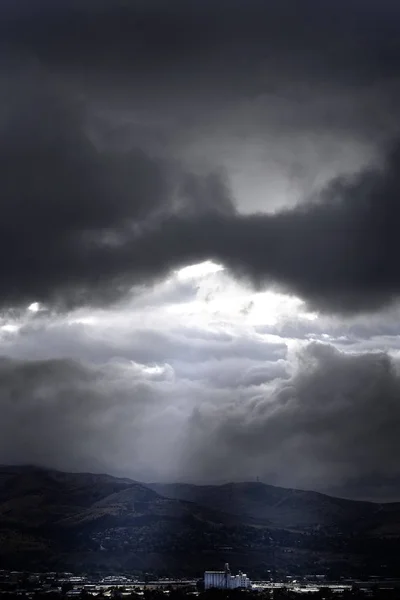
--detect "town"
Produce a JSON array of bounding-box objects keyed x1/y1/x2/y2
[{"x1": 0, "y1": 568, "x2": 400, "y2": 599}]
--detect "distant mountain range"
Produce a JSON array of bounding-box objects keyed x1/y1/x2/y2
[{"x1": 0, "y1": 465, "x2": 399, "y2": 579}]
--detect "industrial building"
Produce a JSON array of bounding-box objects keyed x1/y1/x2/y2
[{"x1": 204, "y1": 563, "x2": 251, "y2": 589}]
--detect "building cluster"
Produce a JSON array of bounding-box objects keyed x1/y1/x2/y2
[
  {"x1": 0, "y1": 571, "x2": 198, "y2": 598},
  {"x1": 204, "y1": 564, "x2": 251, "y2": 590}
]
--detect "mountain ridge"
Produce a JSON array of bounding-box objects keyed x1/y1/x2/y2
[{"x1": 0, "y1": 465, "x2": 399, "y2": 578}]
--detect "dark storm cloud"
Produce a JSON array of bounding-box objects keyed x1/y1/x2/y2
[
  {"x1": 6, "y1": 0, "x2": 400, "y2": 86},
  {"x1": 181, "y1": 343, "x2": 400, "y2": 496},
  {"x1": 0, "y1": 67, "x2": 233, "y2": 309},
  {"x1": 107, "y1": 138, "x2": 400, "y2": 314},
  {"x1": 1, "y1": 344, "x2": 400, "y2": 497},
  {"x1": 1, "y1": 70, "x2": 400, "y2": 315},
  {"x1": 1, "y1": 1, "x2": 400, "y2": 312},
  {"x1": 188, "y1": 140, "x2": 400, "y2": 313}
]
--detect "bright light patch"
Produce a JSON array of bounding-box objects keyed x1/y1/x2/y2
[
  {"x1": 69, "y1": 316, "x2": 98, "y2": 325},
  {"x1": 166, "y1": 281, "x2": 318, "y2": 328},
  {"x1": 136, "y1": 363, "x2": 174, "y2": 381},
  {"x1": 28, "y1": 302, "x2": 40, "y2": 312},
  {"x1": 1, "y1": 324, "x2": 20, "y2": 333},
  {"x1": 60, "y1": 263, "x2": 320, "y2": 338},
  {"x1": 302, "y1": 312, "x2": 319, "y2": 321},
  {"x1": 141, "y1": 364, "x2": 165, "y2": 376},
  {"x1": 176, "y1": 261, "x2": 224, "y2": 280}
]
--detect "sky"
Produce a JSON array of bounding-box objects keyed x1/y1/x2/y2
[{"x1": 1, "y1": 0, "x2": 400, "y2": 501}]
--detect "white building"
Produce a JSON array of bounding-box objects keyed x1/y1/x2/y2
[
  {"x1": 230, "y1": 572, "x2": 251, "y2": 589},
  {"x1": 204, "y1": 564, "x2": 251, "y2": 590}
]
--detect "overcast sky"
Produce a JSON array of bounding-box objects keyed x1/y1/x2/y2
[{"x1": 1, "y1": 0, "x2": 400, "y2": 501}]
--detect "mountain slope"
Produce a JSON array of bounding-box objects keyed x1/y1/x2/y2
[
  {"x1": 0, "y1": 466, "x2": 400, "y2": 577},
  {"x1": 0, "y1": 465, "x2": 237, "y2": 528},
  {"x1": 148, "y1": 481, "x2": 390, "y2": 532},
  {"x1": 0, "y1": 466, "x2": 246, "y2": 574}
]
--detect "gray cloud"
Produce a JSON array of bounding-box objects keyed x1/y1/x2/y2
[
  {"x1": 0, "y1": 316, "x2": 286, "y2": 367},
  {"x1": 180, "y1": 343, "x2": 400, "y2": 497},
  {"x1": 1, "y1": 343, "x2": 400, "y2": 498},
  {"x1": 0, "y1": 356, "x2": 181, "y2": 479}
]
